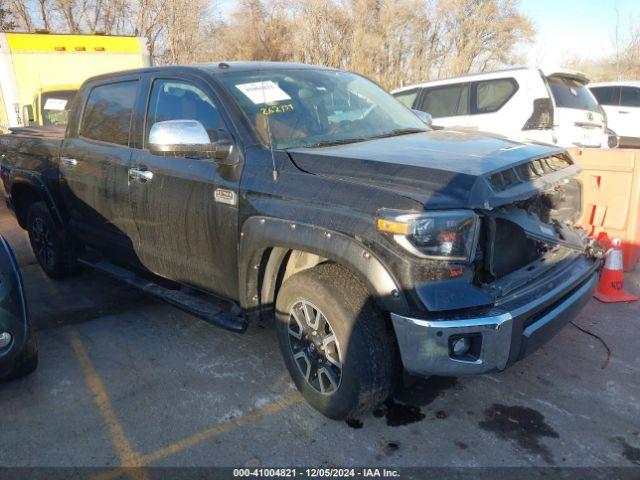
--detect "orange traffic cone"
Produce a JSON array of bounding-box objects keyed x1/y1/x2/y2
[{"x1": 594, "y1": 238, "x2": 638, "y2": 303}]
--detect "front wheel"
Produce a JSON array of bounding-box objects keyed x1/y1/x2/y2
[{"x1": 275, "y1": 263, "x2": 398, "y2": 419}]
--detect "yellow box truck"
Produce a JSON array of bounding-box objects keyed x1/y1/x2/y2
[{"x1": 0, "y1": 32, "x2": 150, "y2": 131}]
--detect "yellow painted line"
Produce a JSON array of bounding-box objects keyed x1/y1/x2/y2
[
  {"x1": 140, "y1": 392, "x2": 303, "y2": 465},
  {"x1": 68, "y1": 330, "x2": 149, "y2": 480},
  {"x1": 93, "y1": 393, "x2": 302, "y2": 480}
]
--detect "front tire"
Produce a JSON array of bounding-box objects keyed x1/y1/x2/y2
[
  {"x1": 27, "y1": 202, "x2": 77, "y2": 279},
  {"x1": 275, "y1": 263, "x2": 398, "y2": 419}
]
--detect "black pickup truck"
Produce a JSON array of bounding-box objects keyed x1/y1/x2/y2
[{"x1": 0, "y1": 62, "x2": 601, "y2": 419}]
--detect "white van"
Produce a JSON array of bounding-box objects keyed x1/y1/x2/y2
[
  {"x1": 392, "y1": 68, "x2": 609, "y2": 148},
  {"x1": 589, "y1": 81, "x2": 640, "y2": 148}
]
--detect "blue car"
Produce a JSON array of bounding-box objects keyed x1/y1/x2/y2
[{"x1": 0, "y1": 235, "x2": 37, "y2": 381}]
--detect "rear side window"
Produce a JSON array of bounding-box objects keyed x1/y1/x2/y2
[
  {"x1": 620, "y1": 87, "x2": 640, "y2": 107},
  {"x1": 417, "y1": 84, "x2": 469, "y2": 118},
  {"x1": 81, "y1": 81, "x2": 138, "y2": 146},
  {"x1": 547, "y1": 76, "x2": 599, "y2": 112},
  {"x1": 590, "y1": 86, "x2": 620, "y2": 106},
  {"x1": 393, "y1": 89, "x2": 419, "y2": 108},
  {"x1": 473, "y1": 78, "x2": 518, "y2": 114}
]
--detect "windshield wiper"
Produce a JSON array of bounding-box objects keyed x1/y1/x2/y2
[
  {"x1": 299, "y1": 138, "x2": 371, "y2": 148},
  {"x1": 368, "y1": 128, "x2": 427, "y2": 139},
  {"x1": 293, "y1": 128, "x2": 426, "y2": 149}
]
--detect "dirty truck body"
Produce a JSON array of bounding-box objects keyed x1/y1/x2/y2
[{"x1": 0, "y1": 63, "x2": 600, "y2": 418}]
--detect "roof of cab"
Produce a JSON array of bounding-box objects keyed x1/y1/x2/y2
[{"x1": 82, "y1": 61, "x2": 336, "y2": 85}]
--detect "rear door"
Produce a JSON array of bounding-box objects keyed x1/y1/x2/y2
[
  {"x1": 413, "y1": 83, "x2": 471, "y2": 128},
  {"x1": 60, "y1": 78, "x2": 140, "y2": 259},
  {"x1": 469, "y1": 77, "x2": 519, "y2": 135},
  {"x1": 128, "y1": 75, "x2": 241, "y2": 298},
  {"x1": 546, "y1": 75, "x2": 605, "y2": 147}
]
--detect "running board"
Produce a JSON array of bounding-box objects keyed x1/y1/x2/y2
[{"x1": 78, "y1": 257, "x2": 248, "y2": 333}]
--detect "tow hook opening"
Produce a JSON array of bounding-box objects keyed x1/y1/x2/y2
[{"x1": 449, "y1": 333, "x2": 482, "y2": 362}]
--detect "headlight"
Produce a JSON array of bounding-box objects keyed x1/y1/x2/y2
[{"x1": 377, "y1": 209, "x2": 480, "y2": 262}]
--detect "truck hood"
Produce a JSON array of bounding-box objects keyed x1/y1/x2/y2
[{"x1": 287, "y1": 129, "x2": 578, "y2": 210}]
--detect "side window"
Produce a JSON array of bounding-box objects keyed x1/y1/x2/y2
[
  {"x1": 417, "y1": 84, "x2": 469, "y2": 118},
  {"x1": 393, "y1": 89, "x2": 419, "y2": 108},
  {"x1": 473, "y1": 78, "x2": 518, "y2": 114},
  {"x1": 591, "y1": 87, "x2": 620, "y2": 106},
  {"x1": 620, "y1": 87, "x2": 640, "y2": 107},
  {"x1": 81, "y1": 81, "x2": 138, "y2": 146},
  {"x1": 146, "y1": 79, "x2": 223, "y2": 142}
]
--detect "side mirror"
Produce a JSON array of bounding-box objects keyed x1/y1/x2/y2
[
  {"x1": 148, "y1": 120, "x2": 235, "y2": 163},
  {"x1": 412, "y1": 109, "x2": 433, "y2": 127},
  {"x1": 23, "y1": 105, "x2": 35, "y2": 126}
]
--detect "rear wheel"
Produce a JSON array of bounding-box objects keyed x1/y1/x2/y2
[
  {"x1": 275, "y1": 263, "x2": 398, "y2": 419},
  {"x1": 27, "y1": 202, "x2": 78, "y2": 279}
]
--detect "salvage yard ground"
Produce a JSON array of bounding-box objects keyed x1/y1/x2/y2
[{"x1": 1, "y1": 202, "x2": 639, "y2": 471}]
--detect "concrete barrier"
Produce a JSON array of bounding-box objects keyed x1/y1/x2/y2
[{"x1": 569, "y1": 148, "x2": 640, "y2": 272}]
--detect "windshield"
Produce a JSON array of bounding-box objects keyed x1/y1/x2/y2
[
  {"x1": 547, "y1": 76, "x2": 599, "y2": 113},
  {"x1": 41, "y1": 90, "x2": 77, "y2": 126},
  {"x1": 219, "y1": 69, "x2": 428, "y2": 149}
]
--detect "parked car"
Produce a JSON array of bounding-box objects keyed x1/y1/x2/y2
[
  {"x1": 393, "y1": 67, "x2": 611, "y2": 148},
  {"x1": 1, "y1": 62, "x2": 601, "y2": 419},
  {"x1": 0, "y1": 235, "x2": 37, "y2": 381},
  {"x1": 589, "y1": 81, "x2": 640, "y2": 148}
]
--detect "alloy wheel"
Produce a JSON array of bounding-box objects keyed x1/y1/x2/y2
[
  {"x1": 31, "y1": 216, "x2": 56, "y2": 271},
  {"x1": 287, "y1": 300, "x2": 343, "y2": 395}
]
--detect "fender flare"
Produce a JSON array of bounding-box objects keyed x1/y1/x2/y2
[
  {"x1": 238, "y1": 216, "x2": 409, "y2": 318},
  {"x1": 9, "y1": 172, "x2": 65, "y2": 229}
]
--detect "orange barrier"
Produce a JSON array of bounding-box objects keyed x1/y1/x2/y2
[{"x1": 569, "y1": 148, "x2": 640, "y2": 272}]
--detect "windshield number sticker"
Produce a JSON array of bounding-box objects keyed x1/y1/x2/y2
[
  {"x1": 260, "y1": 103, "x2": 294, "y2": 116},
  {"x1": 236, "y1": 81, "x2": 291, "y2": 105},
  {"x1": 43, "y1": 98, "x2": 68, "y2": 111}
]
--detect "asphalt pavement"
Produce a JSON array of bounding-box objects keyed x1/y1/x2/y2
[{"x1": 1, "y1": 202, "x2": 639, "y2": 475}]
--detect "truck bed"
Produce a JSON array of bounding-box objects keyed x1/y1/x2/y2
[
  {"x1": 7, "y1": 126, "x2": 65, "y2": 139},
  {"x1": 1, "y1": 127, "x2": 63, "y2": 176}
]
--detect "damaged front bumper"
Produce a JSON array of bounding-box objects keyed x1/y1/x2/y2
[{"x1": 390, "y1": 255, "x2": 599, "y2": 376}]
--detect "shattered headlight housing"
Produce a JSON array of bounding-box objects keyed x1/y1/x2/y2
[{"x1": 377, "y1": 209, "x2": 480, "y2": 262}]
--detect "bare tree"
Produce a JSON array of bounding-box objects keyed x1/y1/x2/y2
[
  {"x1": 0, "y1": 3, "x2": 17, "y2": 30},
  {"x1": 3, "y1": 0, "x2": 536, "y2": 84},
  {"x1": 6, "y1": 0, "x2": 34, "y2": 31},
  {"x1": 567, "y1": 14, "x2": 639, "y2": 81}
]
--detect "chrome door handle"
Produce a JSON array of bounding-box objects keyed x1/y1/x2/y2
[
  {"x1": 61, "y1": 157, "x2": 78, "y2": 167},
  {"x1": 128, "y1": 168, "x2": 154, "y2": 183},
  {"x1": 619, "y1": 110, "x2": 629, "y2": 114}
]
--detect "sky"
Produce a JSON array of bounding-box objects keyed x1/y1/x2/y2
[
  {"x1": 519, "y1": 0, "x2": 637, "y2": 68},
  {"x1": 214, "y1": 0, "x2": 638, "y2": 68}
]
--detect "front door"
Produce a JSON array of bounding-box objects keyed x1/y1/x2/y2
[
  {"x1": 60, "y1": 79, "x2": 140, "y2": 259},
  {"x1": 129, "y1": 77, "x2": 241, "y2": 299}
]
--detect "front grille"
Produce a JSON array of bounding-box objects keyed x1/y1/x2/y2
[
  {"x1": 487, "y1": 155, "x2": 572, "y2": 192},
  {"x1": 482, "y1": 218, "x2": 541, "y2": 281}
]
